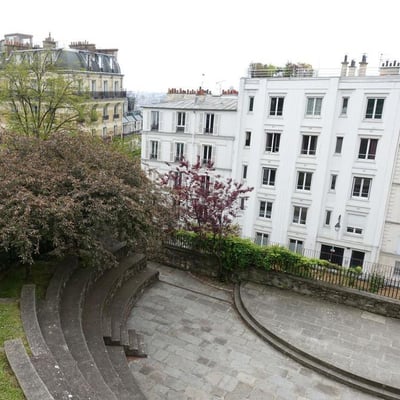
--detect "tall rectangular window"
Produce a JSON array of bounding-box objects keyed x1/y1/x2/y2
[
  {"x1": 335, "y1": 137, "x2": 343, "y2": 154},
  {"x1": 91, "y1": 80, "x2": 96, "y2": 92},
  {"x1": 365, "y1": 98, "x2": 384, "y2": 119},
  {"x1": 151, "y1": 111, "x2": 159, "y2": 130},
  {"x1": 259, "y1": 201, "x2": 273, "y2": 219},
  {"x1": 293, "y1": 206, "x2": 308, "y2": 225},
  {"x1": 301, "y1": 135, "x2": 318, "y2": 155},
  {"x1": 358, "y1": 138, "x2": 378, "y2": 160},
  {"x1": 289, "y1": 239, "x2": 303, "y2": 254},
  {"x1": 150, "y1": 140, "x2": 159, "y2": 159},
  {"x1": 330, "y1": 174, "x2": 337, "y2": 191},
  {"x1": 325, "y1": 210, "x2": 332, "y2": 226},
  {"x1": 175, "y1": 142, "x2": 184, "y2": 161},
  {"x1": 341, "y1": 97, "x2": 349, "y2": 115},
  {"x1": 306, "y1": 97, "x2": 322, "y2": 116},
  {"x1": 269, "y1": 97, "x2": 284, "y2": 116},
  {"x1": 245, "y1": 131, "x2": 251, "y2": 147},
  {"x1": 248, "y1": 96, "x2": 254, "y2": 112},
  {"x1": 242, "y1": 164, "x2": 248, "y2": 179},
  {"x1": 255, "y1": 232, "x2": 269, "y2": 246},
  {"x1": 265, "y1": 132, "x2": 281, "y2": 152},
  {"x1": 262, "y1": 167, "x2": 276, "y2": 186},
  {"x1": 177, "y1": 112, "x2": 186, "y2": 131},
  {"x1": 352, "y1": 177, "x2": 372, "y2": 198},
  {"x1": 202, "y1": 145, "x2": 213, "y2": 165},
  {"x1": 205, "y1": 113, "x2": 215, "y2": 134},
  {"x1": 297, "y1": 171, "x2": 312, "y2": 191}
]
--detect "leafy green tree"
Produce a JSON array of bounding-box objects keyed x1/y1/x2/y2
[
  {"x1": 0, "y1": 51, "x2": 91, "y2": 138},
  {"x1": 0, "y1": 132, "x2": 172, "y2": 269}
]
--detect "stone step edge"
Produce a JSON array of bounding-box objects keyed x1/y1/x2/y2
[{"x1": 233, "y1": 283, "x2": 400, "y2": 400}]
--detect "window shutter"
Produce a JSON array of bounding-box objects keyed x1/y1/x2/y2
[
  {"x1": 170, "y1": 142, "x2": 174, "y2": 162},
  {"x1": 172, "y1": 112, "x2": 176, "y2": 132},
  {"x1": 198, "y1": 112, "x2": 204, "y2": 134},
  {"x1": 212, "y1": 145, "x2": 216, "y2": 164},
  {"x1": 157, "y1": 141, "x2": 161, "y2": 159},
  {"x1": 142, "y1": 139, "x2": 147, "y2": 159},
  {"x1": 159, "y1": 112, "x2": 164, "y2": 131},
  {"x1": 144, "y1": 110, "x2": 150, "y2": 131},
  {"x1": 184, "y1": 112, "x2": 191, "y2": 133},
  {"x1": 213, "y1": 114, "x2": 220, "y2": 135}
]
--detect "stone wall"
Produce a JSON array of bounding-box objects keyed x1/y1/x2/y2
[{"x1": 161, "y1": 245, "x2": 400, "y2": 320}]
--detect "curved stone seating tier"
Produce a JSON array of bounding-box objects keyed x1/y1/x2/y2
[
  {"x1": 21, "y1": 285, "x2": 74, "y2": 400},
  {"x1": 4, "y1": 338, "x2": 54, "y2": 400},
  {"x1": 37, "y1": 258, "x2": 99, "y2": 400},
  {"x1": 60, "y1": 267, "x2": 117, "y2": 400}
]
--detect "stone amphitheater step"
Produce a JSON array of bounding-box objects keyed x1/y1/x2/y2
[
  {"x1": 20, "y1": 284, "x2": 74, "y2": 400},
  {"x1": 106, "y1": 345, "x2": 146, "y2": 400},
  {"x1": 60, "y1": 266, "x2": 117, "y2": 400},
  {"x1": 105, "y1": 267, "x2": 159, "y2": 354},
  {"x1": 37, "y1": 257, "x2": 99, "y2": 400},
  {"x1": 4, "y1": 338, "x2": 54, "y2": 400},
  {"x1": 234, "y1": 283, "x2": 400, "y2": 400},
  {"x1": 82, "y1": 254, "x2": 148, "y2": 400}
]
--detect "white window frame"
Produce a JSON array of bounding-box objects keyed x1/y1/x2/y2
[
  {"x1": 262, "y1": 167, "x2": 276, "y2": 186},
  {"x1": 289, "y1": 238, "x2": 304, "y2": 254},
  {"x1": 358, "y1": 138, "x2": 378, "y2": 160},
  {"x1": 365, "y1": 97, "x2": 384, "y2": 119},
  {"x1": 245, "y1": 131, "x2": 251, "y2": 147},
  {"x1": 177, "y1": 112, "x2": 186, "y2": 131},
  {"x1": 346, "y1": 226, "x2": 363, "y2": 235},
  {"x1": 352, "y1": 177, "x2": 372, "y2": 199},
  {"x1": 202, "y1": 144, "x2": 213, "y2": 165},
  {"x1": 175, "y1": 142, "x2": 185, "y2": 162},
  {"x1": 330, "y1": 174, "x2": 337, "y2": 191},
  {"x1": 204, "y1": 113, "x2": 215, "y2": 134},
  {"x1": 301, "y1": 135, "x2": 318, "y2": 155},
  {"x1": 296, "y1": 171, "x2": 312, "y2": 191},
  {"x1": 269, "y1": 96, "x2": 284, "y2": 116},
  {"x1": 248, "y1": 96, "x2": 255, "y2": 112},
  {"x1": 293, "y1": 206, "x2": 308, "y2": 225},
  {"x1": 340, "y1": 97, "x2": 349, "y2": 115},
  {"x1": 335, "y1": 137, "x2": 343, "y2": 154},
  {"x1": 265, "y1": 132, "x2": 281, "y2": 153},
  {"x1": 259, "y1": 200, "x2": 273, "y2": 219},
  {"x1": 150, "y1": 140, "x2": 159, "y2": 160},
  {"x1": 305, "y1": 96, "x2": 322, "y2": 116},
  {"x1": 255, "y1": 232, "x2": 269, "y2": 246},
  {"x1": 325, "y1": 210, "x2": 332, "y2": 226}
]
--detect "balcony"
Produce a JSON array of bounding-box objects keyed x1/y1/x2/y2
[
  {"x1": 151, "y1": 124, "x2": 159, "y2": 131},
  {"x1": 102, "y1": 115, "x2": 109, "y2": 120},
  {"x1": 91, "y1": 90, "x2": 127, "y2": 100}
]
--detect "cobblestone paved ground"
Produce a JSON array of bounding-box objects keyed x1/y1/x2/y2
[{"x1": 127, "y1": 264, "x2": 379, "y2": 399}]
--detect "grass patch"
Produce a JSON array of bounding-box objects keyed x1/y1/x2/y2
[
  {"x1": 0, "y1": 301, "x2": 26, "y2": 400},
  {"x1": 0, "y1": 259, "x2": 57, "y2": 299}
]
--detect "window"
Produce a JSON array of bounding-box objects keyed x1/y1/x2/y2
[
  {"x1": 265, "y1": 132, "x2": 281, "y2": 152},
  {"x1": 175, "y1": 142, "x2": 184, "y2": 162},
  {"x1": 200, "y1": 175, "x2": 211, "y2": 192},
  {"x1": 103, "y1": 80, "x2": 108, "y2": 92},
  {"x1": 150, "y1": 140, "x2": 159, "y2": 159},
  {"x1": 269, "y1": 96, "x2": 284, "y2": 116},
  {"x1": 297, "y1": 171, "x2": 312, "y2": 191},
  {"x1": 335, "y1": 137, "x2": 343, "y2": 154},
  {"x1": 293, "y1": 206, "x2": 308, "y2": 225},
  {"x1": 91, "y1": 80, "x2": 96, "y2": 92},
  {"x1": 205, "y1": 113, "x2": 215, "y2": 134},
  {"x1": 289, "y1": 239, "x2": 303, "y2": 254},
  {"x1": 245, "y1": 131, "x2": 251, "y2": 147},
  {"x1": 177, "y1": 112, "x2": 186, "y2": 132},
  {"x1": 262, "y1": 167, "x2": 276, "y2": 186},
  {"x1": 358, "y1": 138, "x2": 378, "y2": 160},
  {"x1": 255, "y1": 232, "x2": 269, "y2": 246},
  {"x1": 346, "y1": 226, "x2": 363, "y2": 234},
  {"x1": 394, "y1": 261, "x2": 400, "y2": 278},
  {"x1": 151, "y1": 111, "x2": 159, "y2": 130},
  {"x1": 306, "y1": 97, "x2": 322, "y2": 116},
  {"x1": 352, "y1": 177, "x2": 372, "y2": 198},
  {"x1": 242, "y1": 164, "x2": 248, "y2": 180},
  {"x1": 330, "y1": 174, "x2": 337, "y2": 191},
  {"x1": 102, "y1": 127, "x2": 107, "y2": 137},
  {"x1": 113, "y1": 104, "x2": 120, "y2": 119},
  {"x1": 240, "y1": 197, "x2": 246, "y2": 210},
  {"x1": 301, "y1": 135, "x2": 318, "y2": 155},
  {"x1": 325, "y1": 210, "x2": 332, "y2": 226},
  {"x1": 202, "y1": 145, "x2": 213, "y2": 165},
  {"x1": 248, "y1": 96, "x2": 254, "y2": 112},
  {"x1": 259, "y1": 200, "x2": 273, "y2": 219},
  {"x1": 365, "y1": 98, "x2": 384, "y2": 119},
  {"x1": 341, "y1": 97, "x2": 349, "y2": 115},
  {"x1": 102, "y1": 105, "x2": 109, "y2": 120}
]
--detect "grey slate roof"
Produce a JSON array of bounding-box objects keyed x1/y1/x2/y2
[{"x1": 142, "y1": 96, "x2": 237, "y2": 111}]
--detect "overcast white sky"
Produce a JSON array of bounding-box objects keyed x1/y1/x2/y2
[{"x1": 2, "y1": 0, "x2": 399, "y2": 93}]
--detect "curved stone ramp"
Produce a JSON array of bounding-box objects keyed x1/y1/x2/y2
[
  {"x1": 234, "y1": 283, "x2": 400, "y2": 400},
  {"x1": 37, "y1": 257, "x2": 100, "y2": 400},
  {"x1": 20, "y1": 285, "x2": 73, "y2": 400},
  {"x1": 4, "y1": 338, "x2": 54, "y2": 400}
]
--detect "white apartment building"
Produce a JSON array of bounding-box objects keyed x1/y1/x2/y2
[
  {"x1": 141, "y1": 88, "x2": 238, "y2": 178},
  {"x1": 235, "y1": 58, "x2": 400, "y2": 277}
]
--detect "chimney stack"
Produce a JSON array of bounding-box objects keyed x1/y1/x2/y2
[
  {"x1": 340, "y1": 55, "x2": 348, "y2": 77},
  {"x1": 348, "y1": 60, "x2": 356, "y2": 77},
  {"x1": 358, "y1": 54, "x2": 368, "y2": 77}
]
